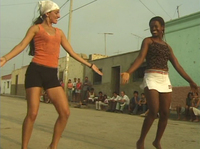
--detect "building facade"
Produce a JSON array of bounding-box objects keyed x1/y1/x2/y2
[
  {"x1": 1, "y1": 74, "x2": 12, "y2": 94},
  {"x1": 11, "y1": 66, "x2": 27, "y2": 96}
]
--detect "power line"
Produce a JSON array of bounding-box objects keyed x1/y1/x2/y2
[
  {"x1": 0, "y1": 2, "x2": 36, "y2": 7},
  {"x1": 59, "y1": 0, "x2": 97, "y2": 21},
  {"x1": 155, "y1": 0, "x2": 172, "y2": 19},
  {"x1": 60, "y1": 0, "x2": 70, "y2": 9},
  {"x1": 139, "y1": 0, "x2": 156, "y2": 16},
  {"x1": 72, "y1": 0, "x2": 97, "y2": 12}
]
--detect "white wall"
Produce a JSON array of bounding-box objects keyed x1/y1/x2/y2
[{"x1": 1, "y1": 79, "x2": 11, "y2": 94}]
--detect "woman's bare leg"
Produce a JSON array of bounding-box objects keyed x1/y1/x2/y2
[
  {"x1": 46, "y1": 87, "x2": 70, "y2": 149},
  {"x1": 153, "y1": 92, "x2": 171, "y2": 149},
  {"x1": 137, "y1": 88, "x2": 160, "y2": 149},
  {"x1": 22, "y1": 87, "x2": 42, "y2": 149}
]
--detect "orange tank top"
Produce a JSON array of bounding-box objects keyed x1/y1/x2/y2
[{"x1": 32, "y1": 24, "x2": 61, "y2": 68}]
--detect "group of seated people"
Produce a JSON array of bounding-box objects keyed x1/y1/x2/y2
[
  {"x1": 84, "y1": 88, "x2": 148, "y2": 115},
  {"x1": 176, "y1": 92, "x2": 200, "y2": 122}
]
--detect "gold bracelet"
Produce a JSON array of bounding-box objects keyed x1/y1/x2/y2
[{"x1": 3, "y1": 56, "x2": 7, "y2": 62}]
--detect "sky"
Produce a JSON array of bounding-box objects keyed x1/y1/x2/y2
[{"x1": 0, "y1": 0, "x2": 200, "y2": 77}]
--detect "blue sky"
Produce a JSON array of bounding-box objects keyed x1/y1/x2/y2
[{"x1": 0, "y1": 0, "x2": 200, "y2": 76}]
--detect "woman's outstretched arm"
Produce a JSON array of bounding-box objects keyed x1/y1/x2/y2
[
  {"x1": 169, "y1": 45, "x2": 198, "y2": 93},
  {"x1": 60, "y1": 29, "x2": 103, "y2": 76},
  {"x1": 0, "y1": 25, "x2": 38, "y2": 67},
  {"x1": 121, "y1": 37, "x2": 151, "y2": 84}
]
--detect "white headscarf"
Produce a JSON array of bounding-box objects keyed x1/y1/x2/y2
[{"x1": 38, "y1": 0, "x2": 59, "y2": 16}]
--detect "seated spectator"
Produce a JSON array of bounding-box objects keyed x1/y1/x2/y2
[
  {"x1": 96, "y1": 94, "x2": 109, "y2": 110},
  {"x1": 95, "y1": 91, "x2": 105, "y2": 110},
  {"x1": 131, "y1": 91, "x2": 141, "y2": 115},
  {"x1": 176, "y1": 92, "x2": 193, "y2": 120},
  {"x1": 129, "y1": 91, "x2": 138, "y2": 114},
  {"x1": 116, "y1": 91, "x2": 130, "y2": 113},
  {"x1": 138, "y1": 93, "x2": 147, "y2": 113},
  {"x1": 107, "y1": 92, "x2": 121, "y2": 112},
  {"x1": 190, "y1": 93, "x2": 200, "y2": 122},
  {"x1": 88, "y1": 88, "x2": 97, "y2": 103}
]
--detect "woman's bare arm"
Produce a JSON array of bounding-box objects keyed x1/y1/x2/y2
[
  {"x1": 0, "y1": 25, "x2": 38, "y2": 67},
  {"x1": 121, "y1": 37, "x2": 151, "y2": 84},
  {"x1": 60, "y1": 29, "x2": 103, "y2": 76},
  {"x1": 169, "y1": 45, "x2": 198, "y2": 93}
]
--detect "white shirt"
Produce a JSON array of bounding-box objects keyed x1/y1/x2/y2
[
  {"x1": 73, "y1": 82, "x2": 77, "y2": 87},
  {"x1": 121, "y1": 95, "x2": 130, "y2": 105},
  {"x1": 110, "y1": 95, "x2": 121, "y2": 101}
]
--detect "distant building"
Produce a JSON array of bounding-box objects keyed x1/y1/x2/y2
[
  {"x1": 89, "y1": 54, "x2": 108, "y2": 60},
  {"x1": 1, "y1": 74, "x2": 12, "y2": 94},
  {"x1": 11, "y1": 66, "x2": 27, "y2": 96}
]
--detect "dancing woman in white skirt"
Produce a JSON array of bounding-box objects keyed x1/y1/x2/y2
[{"x1": 121, "y1": 16, "x2": 198, "y2": 149}]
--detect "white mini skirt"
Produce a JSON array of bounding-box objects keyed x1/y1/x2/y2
[{"x1": 140, "y1": 69, "x2": 172, "y2": 93}]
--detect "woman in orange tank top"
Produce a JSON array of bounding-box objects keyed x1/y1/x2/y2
[{"x1": 0, "y1": 1, "x2": 102, "y2": 149}]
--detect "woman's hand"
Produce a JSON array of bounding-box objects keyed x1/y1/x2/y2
[
  {"x1": 190, "y1": 82, "x2": 198, "y2": 94},
  {"x1": 121, "y1": 72, "x2": 130, "y2": 84},
  {"x1": 0, "y1": 57, "x2": 7, "y2": 67},
  {"x1": 91, "y1": 64, "x2": 103, "y2": 76}
]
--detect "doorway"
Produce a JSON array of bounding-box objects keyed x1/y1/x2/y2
[
  {"x1": 111, "y1": 66, "x2": 120, "y2": 94},
  {"x1": 15, "y1": 75, "x2": 18, "y2": 95}
]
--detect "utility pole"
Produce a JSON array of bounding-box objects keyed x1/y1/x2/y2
[
  {"x1": 64, "y1": 0, "x2": 73, "y2": 92},
  {"x1": 98, "y1": 33, "x2": 113, "y2": 55},
  {"x1": 177, "y1": 5, "x2": 181, "y2": 18}
]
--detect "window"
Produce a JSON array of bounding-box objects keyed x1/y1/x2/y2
[
  {"x1": 133, "y1": 66, "x2": 146, "y2": 81},
  {"x1": 93, "y1": 69, "x2": 102, "y2": 85}
]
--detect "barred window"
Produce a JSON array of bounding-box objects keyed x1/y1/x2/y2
[
  {"x1": 93, "y1": 69, "x2": 102, "y2": 85},
  {"x1": 133, "y1": 66, "x2": 146, "y2": 81}
]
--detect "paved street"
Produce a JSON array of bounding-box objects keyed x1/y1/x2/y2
[{"x1": 0, "y1": 96, "x2": 199, "y2": 149}]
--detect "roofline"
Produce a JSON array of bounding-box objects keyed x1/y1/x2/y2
[{"x1": 89, "y1": 50, "x2": 140, "y2": 62}]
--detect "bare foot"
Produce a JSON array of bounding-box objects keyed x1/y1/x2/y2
[
  {"x1": 193, "y1": 119, "x2": 199, "y2": 122},
  {"x1": 152, "y1": 141, "x2": 162, "y2": 149},
  {"x1": 136, "y1": 140, "x2": 144, "y2": 149}
]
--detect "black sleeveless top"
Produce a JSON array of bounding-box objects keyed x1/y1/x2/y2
[{"x1": 146, "y1": 39, "x2": 171, "y2": 70}]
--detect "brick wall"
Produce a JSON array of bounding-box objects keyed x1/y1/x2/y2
[{"x1": 171, "y1": 86, "x2": 191, "y2": 109}]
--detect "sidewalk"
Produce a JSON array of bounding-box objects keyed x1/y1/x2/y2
[{"x1": 1, "y1": 95, "x2": 200, "y2": 149}]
